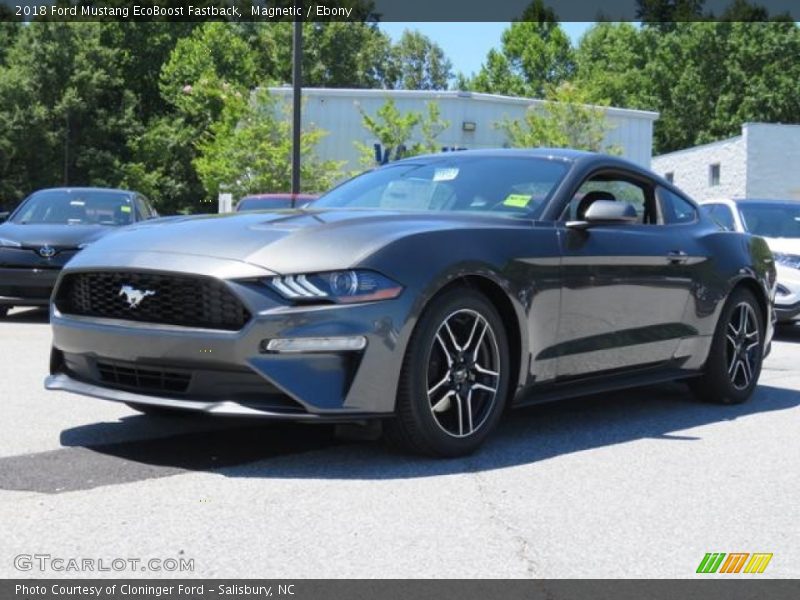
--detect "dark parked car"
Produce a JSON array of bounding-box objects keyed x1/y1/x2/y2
[
  {"x1": 45, "y1": 150, "x2": 775, "y2": 456},
  {"x1": 235, "y1": 193, "x2": 318, "y2": 212},
  {"x1": 0, "y1": 187, "x2": 157, "y2": 316}
]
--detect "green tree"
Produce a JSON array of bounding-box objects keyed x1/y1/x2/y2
[
  {"x1": 250, "y1": 22, "x2": 394, "y2": 89},
  {"x1": 121, "y1": 116, "x2": 204, "y2": 215},
  {"x1": 643, "y1": 21, "x2": 800, "y2": 153},
  {"x1": 194, "y1": 89, "x2": 343, "y2": 200},
  {"x1": 498, "y1": 82, "x2": 617, "y2": 152},
  {"x1": 413, "y1": 102, "x2": 450, "y2": 155},
  {"x1": 720, "y1": 0, "x2": 770, "y2": 21},
  {"x1": 465, "y1": 0, "x2": 574, "y2": 97},
  {"x1": 105, "y1": 23, "x2": 197, "y2": 123},
  {"x1": 637, "y1": 0, "x2": 706, "y2": 30},
  {"x1": 386, "y1": 30, "x2": 453, "y2": 90},
  {"x1": 573, "y1": 22, "x2": 651, "y2": 109},
  {"x1": 355, "y1": 99, "x2": 450, "y2": 167},
  {"x1": 0, "y1": 12, "x2": 22, "y2": 68},
  {"x1": 160, "y1": 22, "x2": 259, "y2": 126},
  {"x1": 0, "y1": 23, "x2": 140, "y2": 200}
]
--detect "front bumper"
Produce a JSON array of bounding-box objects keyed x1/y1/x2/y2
[
  {"x1": 775, "y1": 301, "x2": 800, "y2": 322},
  {"x1": 774, "y1": 265, "x2": 800, "y2": 322},
  {"x1": 0, "y1": 267, "x2": 61, "y2": 306},
  {"x1": 46, "y1": 274, "x2": 414, "y2": 419},
  {"x1": 44, "y1": 372, "x2": 385, "y2": 421}
]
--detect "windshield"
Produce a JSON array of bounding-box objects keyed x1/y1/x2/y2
[
  {"x1": 315, "y1": 156, "x2": 569, "y2": 218},
  {"x1": 11, "y1": 190, "x2": 135, "y2": 226},
  {"x1": 739, "y1": 202, "x2": 800, "y2": 238},
  {"x1": 238, "y1": 197, "x2": 295, "y2": 211}
]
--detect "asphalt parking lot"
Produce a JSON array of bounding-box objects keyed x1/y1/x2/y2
[{"x1": 1, "y1": 307, "x2": 798, "y2": 578}]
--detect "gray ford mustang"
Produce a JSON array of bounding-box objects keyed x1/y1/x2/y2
[{"x1": 45, "y1": 149, "x2": 776, "y2": 457}]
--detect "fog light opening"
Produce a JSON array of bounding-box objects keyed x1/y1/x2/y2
[{"x1": 261, "y1": 336, "x2": 367, "y2": 353}]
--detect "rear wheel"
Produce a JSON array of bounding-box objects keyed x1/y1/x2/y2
[
  {"x1": 689, "y1": 288, "x2": 764, "y2": 405},
  {"x1": 385, "y1": 288, "x2": 511, "y2": 457}
]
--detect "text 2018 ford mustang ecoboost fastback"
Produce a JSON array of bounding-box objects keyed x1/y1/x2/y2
[{"x1": 45, "y1": 150, "x2": 776, "y2": 456}]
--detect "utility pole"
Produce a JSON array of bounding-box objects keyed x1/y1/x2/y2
[
  {"x1": 291, "y1": 18, "x2": 302, "y2": 198},
  {"x1": 63, "y1": 111, "x2": 69, "y2": 186}
]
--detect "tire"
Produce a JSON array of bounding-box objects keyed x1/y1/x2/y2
[
  {"x1": 124, "y1": 402, "x2": 192, "y2": 417},
  {"x1": 689, "y1": 287, "x2": 764, "y2": 405},
  {"x1": 385, "y1": 287, "x2": 511, "y2": 457},
  {"x1": 0, "y1": 306, "x2": 8, "y2": 318}
]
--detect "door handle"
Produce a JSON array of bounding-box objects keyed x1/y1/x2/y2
[{"x1": 667, "y1": 250, "x2": 689, "y2": 264}]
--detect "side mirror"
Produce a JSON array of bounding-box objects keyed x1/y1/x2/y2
[
  {"x1": 567, "y1": 200, "x2": 638, "y2": 230},
  {"x1": 0, "y1": 211, "x2": 9, "y2": 224}
]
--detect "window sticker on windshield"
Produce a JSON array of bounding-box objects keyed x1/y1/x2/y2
[
  {"x1": 69, "y1": 200, "x2": 85, "y2": 206},
  {"x1": 503, "y1": 194, "x2": 531, "y2": 208},
  {"x1": 433, "y1": 168, "x2": 459, "y2": 182},
  {"x1": 120, "y1": 206, "x2": 132, "y2": 213}
]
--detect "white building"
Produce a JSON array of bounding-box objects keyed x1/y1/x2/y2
[
  {"x1": 267, "y1": 87, "x2": 659, "y2": 170},
  {"x1": 652, "y1": 123, "x2": 800, "y2": 201}
]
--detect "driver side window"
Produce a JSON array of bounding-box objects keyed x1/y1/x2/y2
[{"x1": 562, "y1": 175, "x2": 658, "y2": 224}]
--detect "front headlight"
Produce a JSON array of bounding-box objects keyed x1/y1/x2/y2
[
  {"x1": 772, "y1": 252, "x2": 800, "y2": 269},
  {"x1": 267, "y1": 270, "x2": 403, "y2": 304},
  {"x1": 0, "y1": 237, "x2": 21, "y2": 248}
]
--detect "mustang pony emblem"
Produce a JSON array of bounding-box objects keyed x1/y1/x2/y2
[{"x1": 119, "y1": 285, "x2": 156, "y2": 309}]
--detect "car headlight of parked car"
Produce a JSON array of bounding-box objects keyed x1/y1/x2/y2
[
  {"x1": 772, "y1": 252, "x2": 800, "y2": 270},
  {"x1": 0, "y1": 237, "x2": 22, "y2": 248},
  {"x1": 266, "y1": 270, "x2": 403, "y2": 304}
]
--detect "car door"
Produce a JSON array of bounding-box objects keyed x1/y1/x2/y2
[{"x1": 554, "y1": 172, "x2": 696, "y2": 378}]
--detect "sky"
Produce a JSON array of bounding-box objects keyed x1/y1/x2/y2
[{"x1": 379, "y1": 22, "x2": 594, "y2": 77}]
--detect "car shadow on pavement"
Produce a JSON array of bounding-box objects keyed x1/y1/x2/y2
[
  {"x1": 30, "y1": 381, "x2": 797, "y2": 493},
  {"x1": 774, "y1": 322, "x2": 800, "y2": 342},
  {"x1": 1, "y1": 307, "x2": 49, "y2": 324},
  {"x1": 222, "y1": 382, "x2": 800, "y2": 480}
]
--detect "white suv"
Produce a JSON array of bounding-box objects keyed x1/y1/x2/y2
[{"x1": 701, "y1": 198, "x2": 800, "y2": 323}]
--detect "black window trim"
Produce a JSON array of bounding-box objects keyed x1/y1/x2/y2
[
  {"x1": 555, "y1": 167, "x2": 661, "y2": 225},
  {"x1": 655, "y1": 185, "x2": 700, "y2": 227}
]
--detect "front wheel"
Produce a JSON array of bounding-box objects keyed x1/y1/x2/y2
[
  {"x1": 689, "y1": 288, "x2": 764, "y2": 405},
  {"x1": 385, "y1": 288, "x2": 511, "y2": 457}
]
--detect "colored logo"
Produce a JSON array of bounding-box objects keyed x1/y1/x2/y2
[{"x1": 697, "y1": 552, "x2": 773, "y2": 574}]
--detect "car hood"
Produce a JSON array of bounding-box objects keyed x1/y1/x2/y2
[
  {"x1": 71, "y1": 209, "x2": 530, "y2": 274},
  {"x1": 0, "y1": 222, "x2": 117, "y2": 247},
  {"x1": 762, "y1": 237, "x2": 800, "y2": 255}
]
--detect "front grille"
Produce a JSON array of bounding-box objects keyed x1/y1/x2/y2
[
  {"x1": 97, "y1": 360, "x2": 192, "y2": 393},
  {"x1": 55, "y1": 271, "x2": 250, "y2": 330}
]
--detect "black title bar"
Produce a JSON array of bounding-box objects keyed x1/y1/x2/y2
[{"x1": 3, "y1": 0, "x2": 800, "y2": 22}]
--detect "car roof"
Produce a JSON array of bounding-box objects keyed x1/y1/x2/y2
[
  {"x1": 31, "y1": 187, "x2": 135, "y2": 196},
  {"x1": 702, "y1": 198, "x2": 800, "y2": 206},
  {"x1": 241, "y1": 193, "x2": 317, "y2": 199},
  {"x1": 387, "y1": 148, "x2": 677, "y2": 193},
  {"x1": 389, "y1": 147, "x2": 658, "y2": 176},
  {"x1": 735, "y1": 198, "x2": 800, "y2": 205},
  {"x1": 392, "y1": 147, "x2": 598, "y2": 164}
]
